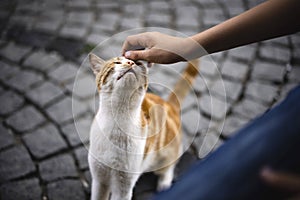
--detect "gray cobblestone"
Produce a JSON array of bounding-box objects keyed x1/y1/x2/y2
[
  {"x1": 228, "y1": 45, "x2": 257, "y2": 62},
  {"x1": 0, "y1": 178, "x2": 41, "y2": 200},
  {"x1": 86, "y1": 32, "x2": 109, "y2": 45},
  {"x1": 47, "y1": 179, "x2": 85, "y2": 200},
  {"x1": 221, "y1": 59, "x2": 249, "y2": 81},
  {"x1": 149, "y1": 1, "x2": 170, "y2": 11},
  {"x1": 245, "y1": 81, "x2": 278, "y2": 104},
  {"x1": 233, "y1": 98, "x2": 268, "y2": 119},
  {"x1": 0, "y1": 61, "x2": 20, "y2": 81},
  {"x1": 46, "y1": 97, "x2": 87, "y2": 124},
  {"x1": 74, "y1": 146, "x2": 89, "y2": 170},
  {"x1": 6, "y1": 70, "x2": 43, "y2": 91},
  {"x1": 0, "y1": 123, "x2": 14, "y2": 149},
  {"x1": 61, "y1": 117, "x2": 91, "y2": 147},
  {"x1": 199, "y1": 94, "x2": 228, "y2": 120},
  {"x1": 251, "y1": 60, "x2": 285, "y2": 82},
  {"x1": 39, "y1": 153, "x2": 78, "y2": 182},
  {"x1": 0, "y1": 90, "x2": 24, "y2": 115},
  {"x1": 0, "y1": 42, "x2": 31, "y2": 62},
  {"x1": 0, "y1": 145, "x2": 36, "y2": 182},
  {"x1": 211, "y1": 79, "x2": 243, "y2": 102},
  {"x1": 22, "y1": 124, "x2": 67, "y2": 159},
  {"x1": 49, "y1": 62, "x2": 78, "y2": 83},
  {"x1": 27, "y1": 81, "x2": 64, "y2": 107},
  {"x1": 23, "y1": 50, "x2": 61, "y2": 71},
  {"x1": 66, "y1": 0, "x2": 90, "y2": 9},
  {"x1": 222, "y1": 115, "x2": 249, "y2": 137},
  {"x1": 193, "y1": 130, "x2": 222, "y2": 159},
  {"x1": 146, "y1": 12, "x2": 171, "y2": 26},
  {"x1": 66, "y1": 11, "x2": 93, "y2": 25},
  {"x1": 6, "y1": 106, "x2": 45, "y2": 132},
  {"x1": 182, "y1": 108, "x2": 201, "y2": 136},
  {"x1": 70, "y1": 75, "x2": 96, "y2": 99},
  {"x1": 175, "y1": 5, "x2": 199, "y2": 28},
  {"x1": 289, "y1": 65, "x2": 300, "y2": 83},
  {"x1": 60, "y1": 25, "x2": 88, "y2": 39},
  {"x1": 259, "y1": 44, "x2": 291, "y2": 63}
]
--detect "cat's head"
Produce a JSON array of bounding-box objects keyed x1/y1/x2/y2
[{"x1": 89, "y1": 53, "x2": 148, "y2": 96}]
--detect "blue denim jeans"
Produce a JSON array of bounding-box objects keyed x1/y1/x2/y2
[{"x1": 154, "y1": 85, "x2": 300, "y2": 200}]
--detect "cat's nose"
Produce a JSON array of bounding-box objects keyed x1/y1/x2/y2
[{"x1": 125, "y1": 60, "x2": 134, "y2": 67}]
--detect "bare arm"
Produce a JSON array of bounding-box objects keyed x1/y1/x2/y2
[
  {"x1": 193, "y1": 0, "x2": 300, "y2": 54},
  {"x1": 122, "y1": 0, "x2": 300, "y2": 63}
]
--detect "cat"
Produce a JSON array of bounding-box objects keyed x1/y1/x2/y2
[{"x1": 88, "y1": 53, "x2": 199, "y2": 200}]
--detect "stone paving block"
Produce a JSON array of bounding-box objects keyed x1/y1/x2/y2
[
  {"x1": 149, "y1": 1, "x2": 170, "y2": 11},
  {"x1": 199, "y1": 94, "x2": 228, "y2": 120},
  {"x1": 233, "y1": 98, "x2": 268, "y2": 120},
  {"x1": 60, "y1": 24, "x2": 88, "y2": 39},
  {"x1": 193, "y1": 130, "x2": 222, "y2": 159},
  {"x1": 221, "y1": 59, "x2": 249, "y2": 81},
  {"x1": 47, "y1": 179, "x2": 85, "y2": 200},
  {"x1": 66, "y1": 0, "x2": 90, "y2": 8},
  {"x1": 47, "y1": 37, "x2": 84, "y2": 60},
  {"x1": 6, "y1": 70, "x2": 43, "y2": 91},
  {"x1": 0, "y1": 178, "x2": 41, "y2": 200},
  {"x1": 292, "y1": 47, "x2": 300, "y2": 65},
  {"x1": 0, "y1": 123, "x2": 14, "y2": 149},
  {"x1": 251, "y1": 60, "x2": 285, "y2": 82},
  {"x1": 6, "y1": 106, "x2": 45, "y2": 132},
  {"x1": 71, "y1": 75, "x2": 97, "y2": 99},
  {"x1": 123, "y1": 4, "x2": 145, "y2": 17},
  {"x1": 39, "y1": 153, "x2": 78, "y2": 182},
  {"x1": 96, "y1": 12, "x2": 119, "y2": 30},
  {"x1": 203, "y1": 7, "x2": 225, "y2": 26},
  {"x1": 34, "y1": 20, "x2": 61, "y2": 32},
  {"x1": 182, "y1": 108, "x2": 202, "y2": 136},
  {"x1": 175, "y1": 5, "x2": 199, "y2": 28},
  {"x1": 193, "y1": 75, "x2": 208, "y2": 93},
  {"x1": 49, "y1": 62, "x2": 78, "y2": 83},
  {"x1": 23, "y1": 50, "x2": 61, "y2": 71},
  {"x1": 0, "y1": 90, "x2": 24, "y2": 115},
  {"x1": 0, "y1": 145, "x2": 36, "y2": 182},
  {"x1": 221, "y1": 114, "x2": 249, "y2": 138},
  {"x1": 224, "y1": 0, "x2": 245, "y2": 17},
  {"x1": 289, "y1": 65, "x2": 300, "y2": 83},
  {"x1": 46, "y1": 97, "x2": 88, "y2": 124},
  {"x1": 181, "y1": 91, "x2": 199, "y2": 111},
  {"x1": 279, "y1": 83, "x2": 299, "y2": 101},
  {"x1": 245, "y1": 81, "x2": 278, "y2": 104},
  {"x1": 27, "y1": 81, "x2": 64, "y2": 107},
  {"x1": 86, "y1": 32, "x2": 109, "y2": 45},
  {"x1": 0, "y1": 42, "x2": 31, "y2": 62},
  {"x1": 228, "y1": 45, "x2": 256, "y2": 62},
  {"x1": 119, "y1": 17, "x2": 143, "y2": 30},
  {"x1": 199, "y1": 56, "x2": 219, "y2": 77},
  {"x1": 211, "y1": 79, "x2": 243, "y2": 102},
  {"x1": 146, "y1": 12, "x2": 171, "y2": 26},
  {"x1": 0, "y1": 61, "x2": 20, "y2": 81},
  {"x1": 74, "y1": 146, "x2": 89, "y2": 170},
  {"x1": 22, "y1": 124, "x2": 67, "y2": 159},
  {"x1": 61, "y1": 117, "x2": 91, "y2": 147},
  {"x1": 66, "y1": 11, "x2": 93, "y2": 24},
  {"x1": 259, "y1": 44, "x2": 291, "y2": 63}
]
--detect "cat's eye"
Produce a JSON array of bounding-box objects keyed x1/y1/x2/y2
[{"x1": 114, "y1": 61, "x2": 122, "y2": 64}]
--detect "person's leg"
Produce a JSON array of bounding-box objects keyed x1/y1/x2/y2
[{"x1": 154, "y1": 85, "x2": 300, "y2": 200}]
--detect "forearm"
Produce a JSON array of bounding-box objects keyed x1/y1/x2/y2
[{"x1": 191, "y1": 0, "x2": 300, "y2": 55}]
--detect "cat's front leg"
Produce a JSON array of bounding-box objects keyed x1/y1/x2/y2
[
  {"x1": 91, "y1": 179, "x2": 110, "y2": 200},
  {"x1": 110, "y1": 172, "x2": 139, "y2": 200}
]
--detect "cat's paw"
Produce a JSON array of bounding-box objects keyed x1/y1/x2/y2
[{"x1": 157, "y1": 181, "x2": 172, "y2": 192}]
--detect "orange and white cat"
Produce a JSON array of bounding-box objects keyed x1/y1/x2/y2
[{"x1": 88, "y1": 54, "x2": 199, "y2": 200}]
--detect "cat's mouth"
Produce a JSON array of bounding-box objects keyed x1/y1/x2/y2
[{"x1": 117, "y1": 68, "x2": 136, "y2": 80}]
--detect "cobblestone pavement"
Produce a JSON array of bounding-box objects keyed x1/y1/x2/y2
[{"x1": 0, "y1": 0, "x2": 300, "y2": 199}]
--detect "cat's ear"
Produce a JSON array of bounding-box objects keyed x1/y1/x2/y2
[{"x1": 89, "y1": 53, "x2": 105, "y2": 75}]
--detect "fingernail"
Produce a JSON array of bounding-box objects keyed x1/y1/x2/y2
[{"x1": 125, "y1": 51, "x2": 131, "y2": 57}]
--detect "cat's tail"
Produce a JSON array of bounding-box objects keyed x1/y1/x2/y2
[{"x1": 168, "y1": 59, "x2": 200, "y2": 109}]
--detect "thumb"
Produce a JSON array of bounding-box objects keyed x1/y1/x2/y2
[{"x1": 124, "y1": 50, "x2": 149, "y2": 61}]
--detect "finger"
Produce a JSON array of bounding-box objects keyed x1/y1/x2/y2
[
  {"x1": 122, "y1": 34, "x2": 149, "y2": 55},
  {"x1": 261, "y1": 168, "x2": 300, "y2": 191},
  {"x1": 124, "y1": 50, "x2": 150, "y2": 61}
]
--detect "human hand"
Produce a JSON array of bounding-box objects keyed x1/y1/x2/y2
[
  {"x1": 261, "y1": 167, "x2": 300, "y2": 199},
  {"x1": 122, "y1": 32, "x2": 202, "y2": 64}
]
